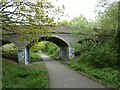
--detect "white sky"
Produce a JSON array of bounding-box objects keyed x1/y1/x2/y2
[
  {"x1": 4, "y1": 0, "x2": 118, "y2": 22},
  {"x1": 49, "y1": 0, "x2": 99, "y2": 21}
]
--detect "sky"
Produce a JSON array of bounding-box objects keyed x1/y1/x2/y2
[
  {"x1": 4, "y1": 0, "x2": 117, "y2": 22},
  {"x1": 49, "y1": 0, "x2": 99, "y2": 21}
]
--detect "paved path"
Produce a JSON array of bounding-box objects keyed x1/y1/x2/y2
[{"x1": 40, "y1": 52, "x2": 106, "y2": 88}]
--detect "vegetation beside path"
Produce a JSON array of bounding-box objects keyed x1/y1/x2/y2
[
  {"x1": 59, "y1": 57, "x2": 119, "y2": 89},
  {"x1": 2, "y1": 43, "x2": 49, "y2": 88},
  {"x1": 2, "y1": 58, "x2": 49, "y2": 88},
  {"x1": 43, "y1": 40, "x2": 119, "y2": 89}
]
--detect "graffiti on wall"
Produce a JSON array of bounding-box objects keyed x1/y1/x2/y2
[{"x1": 18, "y1": 49, "x2": 25, "y2": 63}]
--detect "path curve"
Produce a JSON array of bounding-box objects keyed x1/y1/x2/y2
[{"x1": 40, "y1": 52, "x2": 106, "y2": 88}]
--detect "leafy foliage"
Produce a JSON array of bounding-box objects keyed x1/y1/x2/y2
[
  {"x1": 30, "y1": 52, "x2": 42, "y2": 61},
  {"x1": 41, "y1": 41, "x2": 59, "y2": 57},
  {"x1": 80, "y1": 41, "x2": 118, "y2": 68},
  {"x1": 58, "y1": 20, "x2": 71, "y2": 26},
  {"x1": 2, "y1": 43, "x2": 18, "y2": 60},
  {"x1": 1, "y1": 0, "x2": 64, "y2": 26},
  {"x1": 95, "y1": 0, "x2": 118, "y2": 35},
  {"x1": 30, "y1": 42, "x2": 45, "y2": 53},
  {"x1": 94, "y1": 0, "x2": 120, "y2": 74},
  {"x1": 30, "y1": 41, "x2": 59, "y2": 60},
  {"x1": 1, "y1": 0, "x2": 65, "y2": 42},
  {"x1": 2, "y1": 50, "x2": 18, "y2": 60},
  {"x1": 74, "y1": 39, "x2": 95, "y2": 53},
  {"x1": 59, "y1": 15, "x2": 96, "y2": 35}
]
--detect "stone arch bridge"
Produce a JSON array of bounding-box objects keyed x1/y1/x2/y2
[{"x1": 2, "y1": 26, "x2": 96, "y2": 65}]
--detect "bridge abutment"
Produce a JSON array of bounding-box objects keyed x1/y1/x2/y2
[
  {"x1": 68, "y1": 47, "x2": 75, "y2": 59},
  {"x1": 18, "y1": 47, "x2": 29, "y2": 65},
  {"x1": 59, "y1": 47, "x2": 75, "y2": 60},
  {"x1": 18, "y1": 46, "x2": 74, "y2": 64},
  {"x1": 59, "y1": 47, "x2": 69, "y2": 60}
]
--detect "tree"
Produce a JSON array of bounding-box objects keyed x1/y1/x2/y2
[
  {"x1": 1, "y1": 0, "x2": 64, "y2": 35},
  {"x1": 30, "y1": 42, "x2": 45, "y2": 52},
  {"x1": 117, "y1": 1, "x2": 120, "y2": 67},
  {"x1": 95, "y1": 0, "x2": 119, "y2": 69},
  {"x1": 58, "y1": 15, "x2": 96, "y2": 35},
  {"x1": 95, "y1": 0, "x2": 118, "y2": 35},
  {"x1": 70, "y1": 15, "x2": 95, "y2": 35},
  {"x1": 58, "y1": 20, "x2": 71, "y2": 26}
]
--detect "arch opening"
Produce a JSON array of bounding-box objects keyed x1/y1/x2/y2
[
  {"x1": 25, "y1": 36, "x2": 70, "y2": 62},
  {"x1": 27, "y1": 36, "x2": 69, "y2": 48},
  {"x1": 29, "y1": 41, "x2": 60, "y2": 62},
  {"x1": 2, "y1": 43, "x2": 18, "y2": 62}
]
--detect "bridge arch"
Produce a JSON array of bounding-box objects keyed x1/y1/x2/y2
[
  {"x1": 27, "y1": 35, "x2": 70, "y2": 48},
  {"x1": 28, "y1": 36, "x2": 70, "y2": 59},
  {"x1": 17, "y1": 35, "x2": 74, "y2": 64},
  {"x1": 2, "y1": 40, "x2": 13, "y2": 46}
]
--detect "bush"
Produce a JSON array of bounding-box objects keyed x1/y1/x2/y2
[
  {"x1": 30, "y1": 52, "x2": 42, "y2": 61},
  {"x1": 80, "y1": 41, "x2": 118, "y2": 68},
  {"x1": 74, "y1": 39, "x2": 95, "y2": 54},
  {"x1": 42, "y1": 42, "x2": 59, "y2": 57},
  {"x1": 50, "y1": 48, "x2": 60, "y2": 58},
  {"x1": 2, "y1": 44, "x2": 18, "y2": 60},
  {"x1": 2, "y1": 49, "x2": 18, "y2": 61}
]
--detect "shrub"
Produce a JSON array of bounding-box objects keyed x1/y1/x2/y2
[
  {"x1": 41, "y1": 42, "x2": 59, "y2": 56},
  {"x1": 30, "y1": 52, "x2": 41, "y2": 61},
  {"x1": 80, "y1": 41, "x2": 118, "y2": 68},
  {"x1": 2, "y1": 44, "x2": 18, "y2": 60},
  {"x1": 50, "y1": 48, "x2": 60, "y2": 58},
  {"x1": 74, "y1": 39, "x2": 95, "y2": 54},
  {"x1": 2, "y1": 49, "x2": 18, "y2": 61}
]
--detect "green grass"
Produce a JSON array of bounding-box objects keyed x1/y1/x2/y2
[
  {"x1": 2, "y1": 59, "x2": 49, "y2": 88},
  {"x1": 2, "y1": 44, "x2": 49, "y2": 88},
  {"x1": 59, "y1": 56, "x2": 119, "y2": 89}
]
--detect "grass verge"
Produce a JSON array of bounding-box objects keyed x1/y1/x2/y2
[
  {"x1": 2, "y1": 58, "x2": 49, "y2": 88},
  {"x1": 57, "y1": 56, "x2": 119, "y2": 89}
]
